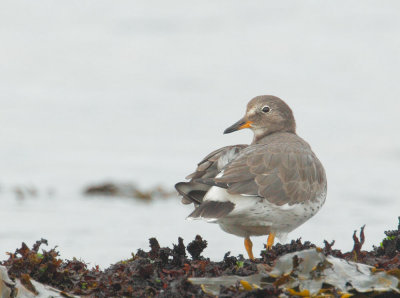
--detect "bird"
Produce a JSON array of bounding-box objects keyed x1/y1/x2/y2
[{"x1": 175, "y1": 95, "x2": 327, "y2": 260}]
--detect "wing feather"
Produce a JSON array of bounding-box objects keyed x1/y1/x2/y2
[
  {"x1": 212, "y1": 140, "x2": 326, "y2": 206},
  {"x1": 175, "y1": 144, "x2": 247, "y2": 205}
]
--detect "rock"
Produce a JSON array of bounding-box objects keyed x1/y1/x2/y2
[
  {"x1": 0, "y1": 266, "x2": 13, "y2": 298},
  {"x1": 0, "y1": 266, "x2": 77, "y2": 298},
  {"x1": 83, "y1": 181, "x2": 175, "y2": 200},
  {"x1": 189, "y1": 248, "x2": 400, "y2": 296}
]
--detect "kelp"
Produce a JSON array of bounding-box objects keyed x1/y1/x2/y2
[{"x1": 1, "y1": 218, "x2": 400, "y2": 297}]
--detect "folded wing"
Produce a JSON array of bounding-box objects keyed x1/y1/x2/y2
[
  {"x1": 175, "y1": 145, "x2": 247, "y2": 205},
  {"x1": 197, "y1": 143, "x2": 326, "y2": 206}
]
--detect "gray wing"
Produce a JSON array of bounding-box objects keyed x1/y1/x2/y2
[
  {"x1": 196, "y1": 143, "x2": 326, "y2": 206},
  {"x1": 175, "y1": 145, "x2": 247, "y2": 205}
]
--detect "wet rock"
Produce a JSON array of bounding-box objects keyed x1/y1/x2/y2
[
  {"x1": 269, "y1": 248, "x2": 399, "y2": 295},
  {"x1": 0, "y1": 266, "x2": 13, "y2": 298},
  {"x1": 191, "y1": 248, "x2": 400, "y2": 296},
  {"x1": 0, "y1": 265, "x2": 77, "y2": 298}
]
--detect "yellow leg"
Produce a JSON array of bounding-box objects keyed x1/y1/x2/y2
[
  {"x1": 244, "y1": 237, "x2": 254, "y2": 260},
  {"x1": 266, "y1": 233, "x2": 275, "y2": 250}
]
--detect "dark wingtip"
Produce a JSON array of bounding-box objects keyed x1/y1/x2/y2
[
  {"x1": 174, "y1": 182, "x2": 184, "y2": 191},
  {"x1": 175, "y1": 182, "x2": 204, "y2": 205},
  {"x1": 188, "y1": 201, "x2": 235, "y2": 219}
]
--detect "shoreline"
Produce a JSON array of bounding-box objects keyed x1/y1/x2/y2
[{"x1": 1, "y1": 219, "x2": 399, "y2": 297}]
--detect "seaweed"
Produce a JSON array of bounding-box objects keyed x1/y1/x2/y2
[
  {"x1": 1, "y1": 218, "x2": 400, "y2": 297},
  {"x1": 83, "y1": 182, "x2": 175, "y2": 201}
]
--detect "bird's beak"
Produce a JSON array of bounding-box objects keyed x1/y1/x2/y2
[{"x1": 223, "y1": 118, "x2": 253, "y2": 134}]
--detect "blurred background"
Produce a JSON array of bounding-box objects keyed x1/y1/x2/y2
[{"x1": 1, "y1": 1, "x2": 400, "y2": 268}]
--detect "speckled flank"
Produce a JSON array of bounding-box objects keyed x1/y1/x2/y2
[{"x1": 208, "y1": 187, "x2": 326, "y2": 239}]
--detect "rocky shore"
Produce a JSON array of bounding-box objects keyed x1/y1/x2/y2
[{"x1": 1, "y1": 219, "x2": 399, "y2": 297}]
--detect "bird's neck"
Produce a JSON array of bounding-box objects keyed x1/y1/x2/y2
[
  {"x1": 252, "y1": 129, "x2": 296, "y2": 144},
  {"x1": 252, "y1": 119, "x2": 296, "y2": 144}
]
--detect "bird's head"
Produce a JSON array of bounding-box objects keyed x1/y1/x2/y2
[{"x1": 223, "y1": 95, "x2": 296, "y2": 142}]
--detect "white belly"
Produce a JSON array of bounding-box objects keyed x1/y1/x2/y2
[{"x1": 203, "y1": 186, "x2": 326, "y2": 239}]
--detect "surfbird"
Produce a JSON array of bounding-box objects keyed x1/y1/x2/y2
[{"x1": 175, "y1": 95, "x2": 327, "y2": 260}]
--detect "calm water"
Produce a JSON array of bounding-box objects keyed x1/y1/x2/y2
[{"x1": 1, "y1": 1, "x2": 400, "y2": 267}]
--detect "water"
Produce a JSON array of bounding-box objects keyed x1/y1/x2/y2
[{"x1": 1, "y1": 1, "x2": 400, "y2": 268}]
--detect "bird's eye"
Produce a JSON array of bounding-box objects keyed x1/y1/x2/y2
[{"x1": 261, "y1": 106, "x2": 270, "y2": 113}]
